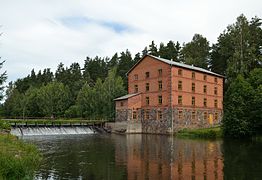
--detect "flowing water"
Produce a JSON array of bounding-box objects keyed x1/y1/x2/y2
[
  {"x1": 22, "y1": 134, "x2": 262, "y2": 180},
  {"x1": 11, "y1": 127, "x2": 95, "y2": 136}
]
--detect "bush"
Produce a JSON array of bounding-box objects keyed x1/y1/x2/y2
[
  {"x1": 177, "y1": 127, "x2": 222, "y2": 139},
  {"x1": 0, "y1": 121, "x2": 11, "y2": 130}
]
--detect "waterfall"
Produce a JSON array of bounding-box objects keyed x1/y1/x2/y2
[{"x1": 10, "y1": 127, "x2": 96, "y2": 136}]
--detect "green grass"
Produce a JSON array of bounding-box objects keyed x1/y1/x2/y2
[
  {"x1": 0, "y1": 134, "x2": 42, "y2": 179},
  {"x1": 177, "y1": 127, "x2": 222, "y2": 139},
  {"x1": 0, "y1": 121, "x2": 11, "y2": 131}
]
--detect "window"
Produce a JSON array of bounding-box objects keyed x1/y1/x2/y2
[
  {"x1": 214, "y1": 112, "x2": 218, "y2": 121},
  {"x1": 158, "y1": 81, "x2": 162, "y2": 91},
  {"x1": 203, "y1": 85, "x2": 207, "y2": 94},
  {"x1": 178, "y1": 69, "x2": 182, "y2": 76},
  {"x1": 158, "y1": 69, "x2": 162, "y2": 76},
  {"x1": 192, "y1": 72, "x2": 195, "y2": 79},
  {"x1": 214, "y1": 77, "x2": 218, "y2": 83},
  {"x1": 146, "y1": 97, "x2": 150, "y2": 105},
  {"x1": 134, "y1": 74, "x2": 138, "y2": 80},
  {"x1": 178, "y1": 81, "x2": 182, "y2": 90},
  {"x1": 192, "y1": 111, "x2": 196, "y2": 121},
  {"x1": 204, "y1": 112, "x2": 208, "y2": 121},
  {"x1": 145, "y1": 72, "x2": 150, "y2": 78},
  {"x1": 158, "y1": 95, "x2": 162, "y2": 105},
  {"x1": 192, "y1": 83, "x2": 195, "y2": 92},
  {"x1": 204, "y1": 98, "x2": 207, "y2": 107},
  {"x1": 133, "y1": 111, "x2": 137, "y2": 120},
  {"x1": 157, "y1": 110, "x2": 162, "y2": 120},
  {"x1": 120, "y1": 102, "x2": 124, "y2": 106},
  {"x1": 146, "y1": 83, "x2": 149, "y2": 92},
  {"x1": 214, "y1": 87, "x2": 217, "y2": 95},
  {"x1": 178, "y1": 110, "x2": 183, "y2": 120},
  {"x1": 192, "y1": 96, "x2": 195, "y2": 106},
  {"x1": 203, "y1": 75, "x2": 207, "y2": 81},
  {"x1": 178, "y1": 95, "x2": 182, "y2": 105},
  {"x1": 145, "y1": 109, "x2": 150, "y2": 120},
  {"x1": 134, "y1": 85, "x2": 138, "y2": 93},
  {"x1": 214, "y1": 99, "x2": 218, "y2": 108}
]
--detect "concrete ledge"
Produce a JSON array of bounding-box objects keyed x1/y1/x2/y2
[{"x1": 105, "y1": 122, "x2": 127, "y2": 133}]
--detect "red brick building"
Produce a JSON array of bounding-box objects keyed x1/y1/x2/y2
[{"x1": 115, "y1": 55, "x2": 224, "y2": 134}]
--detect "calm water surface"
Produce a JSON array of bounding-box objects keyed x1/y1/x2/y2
[{"x1": 23, "y1": 134, "x2": 262, "y2": 180}]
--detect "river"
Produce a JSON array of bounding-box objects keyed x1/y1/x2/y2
[{"x1": 22, "y1": 134, "x2": 262, "y2": 180}]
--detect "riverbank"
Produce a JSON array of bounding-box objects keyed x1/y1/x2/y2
[
  {"x1": 176, "y1": 127, "x2": 222, "y2": 139},
  {"x1": 0, "y1": 121, "x2": 41, "y2": 179}
]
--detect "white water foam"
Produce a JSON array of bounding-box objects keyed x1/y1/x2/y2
[{"x1": 10, "y1": 127, "x2": 96, "y2": 136}]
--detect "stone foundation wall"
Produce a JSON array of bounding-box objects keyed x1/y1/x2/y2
[
  {"x1": 115, "y1": 109, "x2": 131, "y2": 122},
  {"x1": 115, "y1": 107, "x2": 223, "y2": 134},
  {"x1": 140, "y1": 108, "x2": 171, "y2": 134},
  {"x1": 172, "y1": 108, "x2": 222, "y2": 131}
]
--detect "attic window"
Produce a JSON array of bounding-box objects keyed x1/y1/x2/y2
[
  {"x1": 158, "y1": 69, "x2": 162, "y2": 76},
  {"x1": 145, "y1": 72, "x2": 150, "y2": 78},
  {"x1": 134, "y1": 74, "x2": 138, "y2": 80},
  {"x1": 178, "y1": 69, "x2": 182, "y2": 76},
  {"x1": 120, "y1": 102, "x2": 124, "y2": 106},
  {"x1": 192, "y1": 72, "x2": 195, "y2": 79}
]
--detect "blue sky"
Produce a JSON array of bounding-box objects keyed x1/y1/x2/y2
[
  {"x1": 60, "y1": 16, "x2": 132, "y2": 33},
  {"x1": 0, "y1": 0, "x2": 261, "y2": 83}
]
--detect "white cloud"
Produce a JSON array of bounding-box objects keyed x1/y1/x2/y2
[{"x1": 0, "y1": 0, "x2": 261, "y2": 82}]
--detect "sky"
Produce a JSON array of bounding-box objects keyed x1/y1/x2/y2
[{"x1": 0, "y1": 0, "x2": 261, "y2": 83}]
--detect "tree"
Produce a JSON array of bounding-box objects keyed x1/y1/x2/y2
[
  {"x1": 3, "y1": 89, "x2": 24, "y2": 117},
  {"x1": 248, "y1": 68, "x2": 262, "y2": 132},
  {"x1": 142, "y1": 47, "x2": 148, "y2": 56},
  {"x1": 108, "y1": 53, "x2": 119, "y2": 69},
  {"x1": 0, "y1": 60, "x2": 7, "y2": 100},
  {"x1": 181, "y1": 34, "x2": 210, "y2": 68},
  {"x1": 24, "y1": 87, "x2": 43, "y2": 117},
  {"x1": 211, "y1": 14, "x2": 262, "y2": 82},
  {"x1": 102, "y1": 68, "x2": 126, "y2": 119},
  {"x1": 148, "y1": 41, "x2": 158, "y2": 56},
  {"x1": 159, "y1": 41, "x2": 181, "y2": 61},
  {"x1": 117, "y1": 50, "x2": 133, "y2": 89},
  {"x1": 38, "y1": 82, "x2": 70, "y2": 118},
  {"x1": 77, "y1": 83, "x2": 95, "y2": 118},
  {"x1": 133, "y1": 52, "x2": 141, "y2": 64},
  {"x1": 223, "y1": 75, "x2": 254, "y2": 138}
]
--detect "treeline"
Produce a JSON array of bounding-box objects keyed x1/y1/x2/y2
[
  {"x1": 3, "y1": 67, "x2": 126, "y2": 120},
  {"x1": 0, "y1": 14, "x2": 262, "y2": 137}
]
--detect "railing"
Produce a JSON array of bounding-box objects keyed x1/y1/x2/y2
[{"x1": 1, "y1": 119, "x2": 108, "y2": 127}]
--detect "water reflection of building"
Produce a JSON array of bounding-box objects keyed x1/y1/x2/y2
[{"x1": 114, "y1": 135, "x2": 223, "y2": 180}]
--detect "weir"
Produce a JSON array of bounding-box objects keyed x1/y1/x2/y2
[{"x1": 10, "y1": 127, "x2": 96, "y2": 136}]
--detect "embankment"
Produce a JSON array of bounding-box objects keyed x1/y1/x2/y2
[{"x1": 0, "y1": 121, "x2": 41, "y2": 179}]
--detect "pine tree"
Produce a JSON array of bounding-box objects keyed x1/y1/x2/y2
[
  {"x1": 0, "y1": 59, "x2": 7, "y2": 100},
  {"x1": 148, "y1": 41, "x2": 158, "y2": 56}
]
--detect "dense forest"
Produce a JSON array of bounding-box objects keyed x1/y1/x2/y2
[{"x1": 0, "y1": 14, "x2": 261, "y2": 137}]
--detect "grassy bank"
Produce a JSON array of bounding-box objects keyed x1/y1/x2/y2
[
  {"x1": 0, "y1": 121, "x2": 41, "y2": 179},
  {"x1": 177, "y1": 127, "x2": 222, "y2": 139}
]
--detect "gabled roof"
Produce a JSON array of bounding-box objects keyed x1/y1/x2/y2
[
  {"x1": 126, "y1": 54, "x2": 224, "y2": 78},
  {"x1": 114, "y1": 93, "x2": 140, "y2": 101}
]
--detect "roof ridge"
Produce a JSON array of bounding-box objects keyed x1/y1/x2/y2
[{"x1": 148, "y1": 54, "x2": 224, "y2": 78}]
